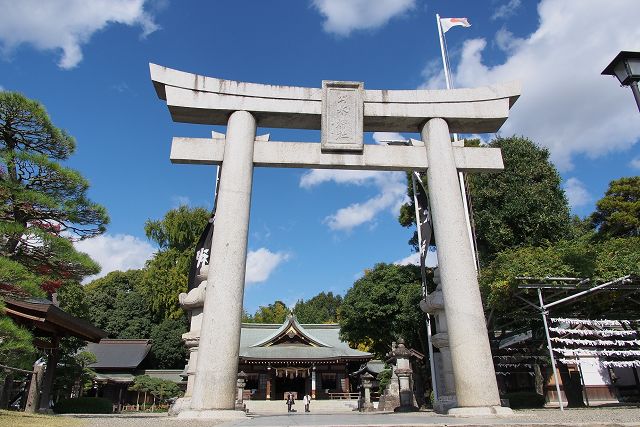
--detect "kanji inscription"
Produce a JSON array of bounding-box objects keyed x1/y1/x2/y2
[{"x1": 321, "y1": 81, "x2": 363, "y2": 152}]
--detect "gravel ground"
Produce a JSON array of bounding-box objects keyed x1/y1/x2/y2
[{"x1": 65, "y1": 406, "x2": 640, "y2": 427}]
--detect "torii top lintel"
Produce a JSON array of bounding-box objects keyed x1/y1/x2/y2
[{"x1": 150, "y1": 63, "x2": 520, "y2": 134}]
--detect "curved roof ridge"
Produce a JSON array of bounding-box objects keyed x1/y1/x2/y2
[{"x1": 250, "y1": 314, "x2": 331, "y2": 348}]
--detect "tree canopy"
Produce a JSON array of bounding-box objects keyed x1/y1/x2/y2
[
  {"x1": 338, "y1": 263, "x2": 428, "y2": 358},
  {"x1": 468, "y1": 136, "x2": 571, "y2": 261},
  {"x1": 293, "y1": 292, "x2": 342, "y2": 323},
  {"x1": 398, "y1": 136, "x2": 571, "y2": 263},
  {"x1": 0, "y1": 306, "x2": 35, "y2": 374},
  {"x1": 139, "y1": 205, "x2": 210, "y2": 321},
  {"x1": 0, "y1": 91, "x2": 109, "y2": 293},
  {"x1": 480, "y1": 236, "x2": 640, "y2": 327},
  {"x1": 245, "y1": 300, "x2": 289, "y2": 324},
  {"x1": 85, "y1": 270, "x2": 154, "y2": 339},
  {"x1": 591, "y1": 176, "x2": 640, "y2": 238},
  {"x1": 147, "y1": 318, "x2": 188, "y2": 369}
]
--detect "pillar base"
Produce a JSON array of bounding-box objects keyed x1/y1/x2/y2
[
  {"x1": 393, "y1": 404, "x2": 419, "y2": 412},
  {"x1": 447, "y1": 405, "x2": 513, "y2": 417},
  {"x1": 433, "y1": 395, "x2": 457, "y2": 414},
  {"x1": 177, "y1": 409, "x2": 247, "y2": 420},
  {"x1": 168, "y1": 397, "x2": 190, "y2": 416},
  {"x1": 361, "y1": 403, "x2": 376, "y2": 412}
]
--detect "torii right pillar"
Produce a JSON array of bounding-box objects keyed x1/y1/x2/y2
[{"x1": 422, "y1": 118, "x2": 509, "y2": 416}]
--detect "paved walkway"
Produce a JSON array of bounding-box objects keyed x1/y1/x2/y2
[{"x1": 70, "y1": 407, "x2": 640, "y2": 427}]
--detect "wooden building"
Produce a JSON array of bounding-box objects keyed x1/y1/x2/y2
[{"x1": 238, "y1": 315, "x2": 373, "y2": 400}]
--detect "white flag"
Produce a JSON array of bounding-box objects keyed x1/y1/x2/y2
[{"x1": 440, "y1": 17, "x2": 471, "y2": 33}]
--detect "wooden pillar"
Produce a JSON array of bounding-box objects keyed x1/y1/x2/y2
[
  {"x1": 344, "y1": 368, "x2": 350, "y2": 393},
  {"x1": 38, "y1": 342, "x2": 60, "y2": 411},
  {"x1": 266, "y1": 375, "x2": 271, "y2": 401},
  {"x1": 271, "y1": 369, "x2": 276, "y2": 400},
  {"x1": 118, "y1": 386, "x2": 123, "y2": 413}
]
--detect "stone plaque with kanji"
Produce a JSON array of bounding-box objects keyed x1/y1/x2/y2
[{"x1": 321, "y1": 81, "x2": 364, "y2": 152}]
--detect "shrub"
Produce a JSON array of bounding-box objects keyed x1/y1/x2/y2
[
  {"x1": 377, "y1": 368, "x2": 392, "y2": 392},
  {"x1": 53, "y1": 397, "x2": 112, "y2": 414}
]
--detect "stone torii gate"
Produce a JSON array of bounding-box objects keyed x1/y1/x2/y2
[{"x1": 150, "y1": 64, "x2": 520, "y2": 418}]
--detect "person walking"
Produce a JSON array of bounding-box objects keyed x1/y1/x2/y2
[
  {"x1": 303, "y1": 393, "x2": 311, "y2": 412},
  {"x1": 286, "y1": 393, "x2": 295, "y2": 413}
]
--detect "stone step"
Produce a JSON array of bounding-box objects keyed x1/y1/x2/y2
[{"x1": 244, "y1": 399, "x2": 361, "y2": 414}]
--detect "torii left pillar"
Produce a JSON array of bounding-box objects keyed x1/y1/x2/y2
[{"x1": 180, "y1": 111, "x2": 256, "y2": 419}]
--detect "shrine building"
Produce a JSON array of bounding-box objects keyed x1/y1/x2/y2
[{"x1": 236, "y1": 315, "x2": 372, "y2": 400}]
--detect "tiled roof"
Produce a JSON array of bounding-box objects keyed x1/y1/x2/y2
[
  {"x1": 239, "y1": 316, "x2": 372, "y2": 362},
  {"x1": 86, "y1": 339, "x2": 152, "y2": 369}
]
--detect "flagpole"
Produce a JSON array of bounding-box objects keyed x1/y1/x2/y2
[
  {"x1": 436, "y1": 14, "x2": 452, "y2": 90},
  {"x1": 435, "y1": 13, "x2": 479, "y2": 271},
  {"x1": 412, "y1": 172, "x2": 438, "y2": 402}
]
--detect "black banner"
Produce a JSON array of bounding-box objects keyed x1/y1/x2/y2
[{"x1": 187, "y1": 213, "x2": 215, "y2": 291}]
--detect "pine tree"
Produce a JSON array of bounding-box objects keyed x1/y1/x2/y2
[
  {"x1": 592, "y1": 176, "x2": 640, "y2": 238},
  {"x1": 0, "y1": 92, "x2": 109, "y2": 293}
]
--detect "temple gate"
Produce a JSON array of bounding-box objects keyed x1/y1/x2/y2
[{"x1": 150, "y1": 63, "x2": 520, "y2": 418}]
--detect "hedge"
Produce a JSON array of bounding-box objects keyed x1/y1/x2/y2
[
  {"x1": 503, "y1": 391, "x2": 546, "y2": 409},
  {"x1": 53, "y1": 397, "x2": 112, "y2": 414}
]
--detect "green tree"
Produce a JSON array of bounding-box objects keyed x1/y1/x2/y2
[
  {"x1": 480, "y1": 236, "x2": 640, "y2": 326},
  {"x1": 56, "y1": 281, "x2": 90, "y2": 320},
  {"x1": 73, "y1": 351, "x2": 97, "y2": 397},
  {"x1": 0, "y1": 257, "x2": 42, "y2": 297},
  {"x1": 591, "y1": 176, "x2": 640, "y2": 238},
  {"x1": 129, "y1": 375, "x2": 154, "y2": 410},
  {"x1": 249, "y1": 300, "x2": 289, "y2": 324},
  {"x1": 339, "y1": 263, "x2": 427, "y2": 358},
  {"x1": 53, "y1": 350, "x2": 97, "y2": 399},
  {"x1": 85, "y1": 270, "x2": 153, "y2": 339},
  {"x1": 148, "y1": 318, "x2": 187, "y2": 369},
  {"x1": 469, "y1": 136, "x2": 571, "y2": 261},
  {"x1": 139, "y1": 206, "x2": 209, "y2": 321},
  {"x1": 140, "y1": 250, "x2": 191, "y2": 321},
  {"x1": 144, "y1": 205, "x2": 210, "y2": 252},
  {"x1": 148, "y1": 377, "x2": 182, "y2": 404},
  {"x1": 0, "y1": 92, "x2": 109, "y2": 293},
  {"x1": 0, "y1": 306, "x2": 36, "y2": 373},
  {"x1": 294, "y1": 292, "x2": 343, "y2": 323},
  {"x1": 398, "y1": 136, "x2": 571, "y2": 263}
]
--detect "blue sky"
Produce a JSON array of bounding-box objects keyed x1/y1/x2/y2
[{"x1": 1, "y1": 0, "x2": 639, "y2": 313}]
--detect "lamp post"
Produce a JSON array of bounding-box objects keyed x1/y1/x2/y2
[{"x1": 602, "y1": 51, "x2": 640, "y2": 112}]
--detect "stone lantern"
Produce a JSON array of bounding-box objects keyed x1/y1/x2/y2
[
  {"x1": 390, "y1": 339, "x2": 418, "y2": 412},
  {"x1": 236, "y1": 371, "x2": 247, "y2": 410},
  {"x1": 360, "y1": 372, "x2": 375, "y2": 412}
]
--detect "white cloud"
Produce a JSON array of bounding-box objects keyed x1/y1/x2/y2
[
  {"x1": 74, "y1": 233, "x2": 156, "y2": 283},
  {"x1": 245, "y1": 248, "x2": 290, "y2": 285},
  {"x1": 395, "y1": 251, "x2": 419, "y2": 266},
  {"x1": 494, "y1": 27, "x2": 523, "y2": 53},
  {"x1": 394, "y1": 248, "x2": 437, "y2": 267},
  {"x1": 312, "y1": 0, "x2": 415, "y2": 36},
  {"x1": 300, "y1": 169, "x2": 384, "y2": 189},
  {"x1": 563, "y1": 177, "x2": 592, "y2": 209},
  {"x1": 300, "y1": 169, "x2": 407, "y2": 231},
  {"x1": 0, "y1": 0, "x2": 159, "y2": 69},
  {"x1": 300, "y1": 133, "x2": 409, "y2": 232},
  {"x1": 631, "y1": 157, "x2": 640, "y2": 169},
  {"x1": 372, "y1": 132, "x2": 405, "y2": 144},
  {"x1": 492, "y1": 0, "x2": 522, "y2": 20},
  {"x1": 423, "y1": 0, "x2": 640, "y2": 171}
]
